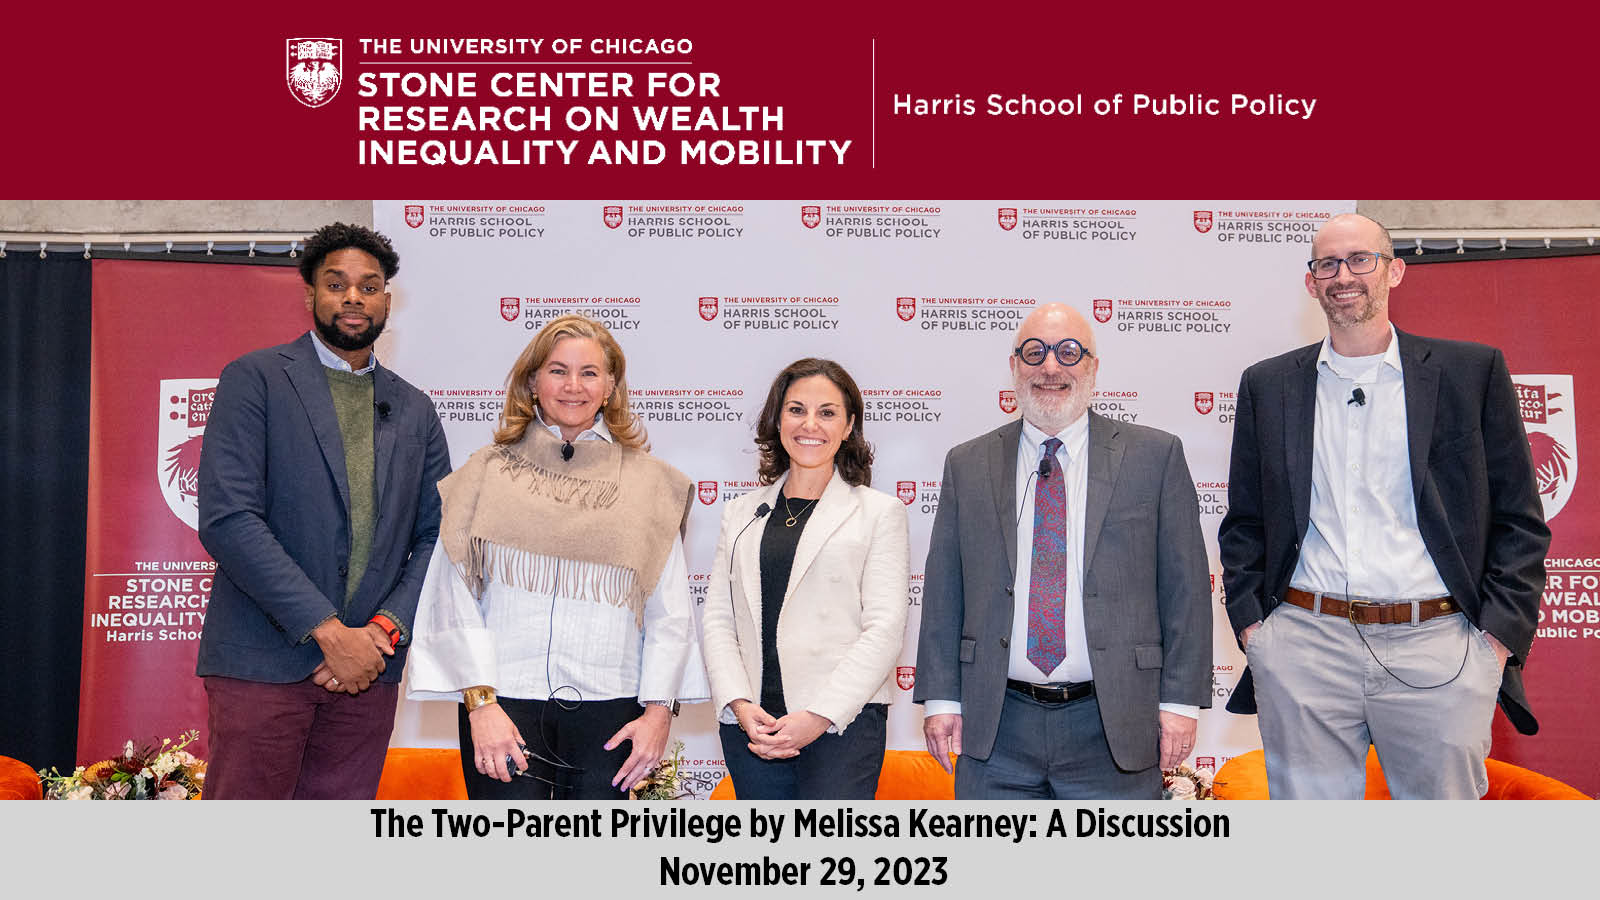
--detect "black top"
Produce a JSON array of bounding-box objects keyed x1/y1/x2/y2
[{"x1": 757, "y1": 489, "x2": 819, "y2": 716}]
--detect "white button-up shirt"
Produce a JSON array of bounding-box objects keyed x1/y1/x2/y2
[
  {"x1": 1290, "y1": 325, "x2": 1449, "y2": 600},
  {"x1": 1008, "y1": 415, "x2": 1093, "y2": 684},
  {"x1": 407, "y1": 412, "x2": 708, "y2": 705}
]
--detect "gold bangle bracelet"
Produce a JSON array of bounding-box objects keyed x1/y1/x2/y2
[{"x1": 462, "y1": 686, "x2": 498, "y2": 712}]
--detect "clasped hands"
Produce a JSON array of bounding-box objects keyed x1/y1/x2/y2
[
  {"x1": 730, "y1": 699, "x2": 831, "y2": 760},
  {"x1": 309, "y1": 619, "x2": 393, "y2": 694}
]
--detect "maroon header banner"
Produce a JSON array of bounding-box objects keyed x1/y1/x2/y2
[
  {"x1": 5, "y1": 2, "x2": 1597, "y2": 197},
  {"x1": 80, "y1": 259, "x2": 306, "y2": 762}
]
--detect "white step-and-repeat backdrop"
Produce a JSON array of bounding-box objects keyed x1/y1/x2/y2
[{"x1": 377, "y1": 199, "x2": 1353, "y2": 794}]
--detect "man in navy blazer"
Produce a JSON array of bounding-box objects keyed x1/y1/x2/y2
[
  {"x1": 196, "y1": 223, "x2": 450, "y2": 799},
  {"x1": 1220, "y1": 214, "x2": 1548, "y2": 798}
]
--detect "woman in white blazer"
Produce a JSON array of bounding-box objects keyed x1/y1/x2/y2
[{"x1": 701, "y1": 358, "x2": 910, "y2": 799}]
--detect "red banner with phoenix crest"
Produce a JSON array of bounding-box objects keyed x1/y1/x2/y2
[
  {"x1": 1395, "y1": 252, "x2": 1600, "y2": 796},
  {"x1": 80, "y1": 259, "x2": 306, "y2": 762}
]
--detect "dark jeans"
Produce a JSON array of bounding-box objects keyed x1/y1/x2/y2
[
  {"x1": 202, "y1": 675, "x2": 397, "y2": 799},
  {"x1": 719, "y1": 704, "x2": 887, "y2": 800},
  {"x1": 459, "y1": 695, "x2": 639, "y2": 800}
]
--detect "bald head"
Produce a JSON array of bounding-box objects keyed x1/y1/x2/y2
[
  {"x1": 1015, "y1": 302, "x2": 1097, "y2": 357},
  {"x1": 1313, "y1": 213, "x2": 1394, "y2": 259}
]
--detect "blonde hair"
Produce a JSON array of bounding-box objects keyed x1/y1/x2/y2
[{"x1": 493, "y1": 314, "x2": 648, "y2": 450}]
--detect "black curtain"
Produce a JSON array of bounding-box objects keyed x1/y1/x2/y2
[{"x1": 0, "y1": 252, "x2": 91, "y2": 772}]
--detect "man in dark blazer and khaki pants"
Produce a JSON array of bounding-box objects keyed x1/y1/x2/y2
[
  {"x1": 914, "y1": 303, "x2": 1212, "y2": 799},
  {"x1": 1220, "y1": 213, "x2": 1549, "y2": 798},
  {"x1": 197, "y1": 223, "x2": 450, "y2": 798}
]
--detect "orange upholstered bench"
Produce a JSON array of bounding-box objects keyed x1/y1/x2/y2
[
  {"x1": 709, "y1": 749, "x2": 955, "y2": 800},
  {"x1": 1212, "y1": 748, "x2": 1589, "y2": 799},
  {"x1": 0, "y1": 755, "x2": 43, "y2": 800},
  {"x1": 375, "y1": 747, "x2": 469, "y2": 801}
]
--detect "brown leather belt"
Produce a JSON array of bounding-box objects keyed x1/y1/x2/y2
[
  {"x1": 1006, "y1": 678, "x2": 1094, "y2": 703},
  {"x1": 1283, "y1": 587, "x2": 1460, "y2": 625}
]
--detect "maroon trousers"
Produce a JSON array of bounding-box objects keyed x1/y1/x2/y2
[{"x1": 202, "y1": 676, "x2": 397, "y2": 799}]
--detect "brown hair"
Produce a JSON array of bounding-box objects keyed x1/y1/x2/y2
[
  {"x1": 755, "y1": 358, "x2": 872, "y2": 486},
  {"x1": 493, "y1": 314, "x2": 648, "y2": 450}
]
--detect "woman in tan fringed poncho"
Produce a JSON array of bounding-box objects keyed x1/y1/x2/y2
[{"x1": 408, "y1": 315, "x2": 702, "y2": 799}]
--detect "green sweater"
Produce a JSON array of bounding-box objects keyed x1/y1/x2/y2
[{"x1": 324, "y1": 368, "x2": 375, "y2": 611}]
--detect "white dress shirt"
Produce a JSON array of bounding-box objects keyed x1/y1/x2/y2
[
  {"x1": 926, "y1": 413, "x2": 1196, "y2": 720},
  {"x1": 406, "y1": 412, "x2": 708, "y2": 706},
  {"x1": 1290, "y1": 324, "x2": 1450, "y2": 600},
  {"x1": 1008, "y1": 415, "x2": 1093, "y2": 684}
]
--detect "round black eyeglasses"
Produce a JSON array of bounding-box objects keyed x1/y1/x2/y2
[{"x1": 1014, "y1": 338, "x2": 1094, "y2": 367}]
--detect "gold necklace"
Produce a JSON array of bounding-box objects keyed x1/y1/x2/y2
[{"x1": 783, "y1": 494, "x2": 817, "y2": 527}]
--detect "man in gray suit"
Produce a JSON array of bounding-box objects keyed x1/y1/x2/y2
[
  {"x1": 196, "y1": 223, "x2": 450, "y2": 798},
  {"x1": 914, "y1": 302, "x2": 1212, "y2": 799}
]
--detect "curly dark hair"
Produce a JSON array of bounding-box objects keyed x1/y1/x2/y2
[
  {"x1": 755, "y1": 358, "x2": 873, "y2": 487},
  {"x1": 298, "y1": 222, "x2": 400, "y2": 284}
]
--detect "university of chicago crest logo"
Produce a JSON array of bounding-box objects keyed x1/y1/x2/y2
[
  {"x1": 997, "y1": 208, "x2": 1018, "y2": 231},
  {"x1": 698, "y1": 481, "x2": 718, "y2": 505},
  {"x1": 1194, "y1": 391, "x2": 1214, "y2": 415},
  {"x1": 896, "y1": 666, "x2": 916, "y2": 690},
  {"x1": 1516, "y1": 375, "x2": 1578, "y2": 520},
  {"x1": 999, "y1": 390, "x2": 1018, "y2": 414},
  {"x1": 896, "y1": 296, "x2": 916, "y2": 322},
  {"x1": 801, "y1": 205, "x2": 821, "y2": 229},
  {"x1": 500, "y1": 297, "x2": 520, "y2": 322},
  {"x1": 1193, "y1": 211, "x2": 1213, "y2": 233},
  {"x1": 603, "y1": 206, "x2": 623, "y2": 229},
  {"x1": 896, "y1": 481, "x2": 917, "y2": 505},
  {"x1": 698, "y1": 296, "x2": 719, "y2": 321},
  {"x1": 158, "y1": 380, "x2": 217, "y2": 530},
  {"x1": 1093, "y1": 298, "x2": 1113, "y2": 323},
  {"x1": 404, "y1": 205, "x2": 425, "y2": 228},
  {"x1": 286, "y1": 38, "x2": 342, "y2": 109}
]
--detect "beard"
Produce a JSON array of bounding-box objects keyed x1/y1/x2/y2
[
  {"x1": 1015, "y1": 371, "x2": 1093, "y2": 434},
  {"x1": 1316, "y1": 281, "x2": 1382, "y2": 329},
  {"x1": 315, "y1": 311, "x2": 386, "y2": 351}
]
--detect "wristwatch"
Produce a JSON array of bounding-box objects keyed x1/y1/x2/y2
[{"x1": 644, "y1": 699, "x2": 681, "y2": 717}]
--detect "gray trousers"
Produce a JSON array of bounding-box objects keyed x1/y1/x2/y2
[
  {"x1": 1248, "y1": 600, "x2": 1501, "y2": 799},
  {"x1": 954, "y1": 691, "x2": 1161, "y2": 800}
]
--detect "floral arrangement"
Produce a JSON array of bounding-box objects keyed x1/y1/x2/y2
[
  {"x1": 628, "y1": 740, "x2": 690, "y2": 800},
  {"x1": 1162, "y1": 763, "x2": 1215, "y2": 800},
  {"x1": 38, "y1": 730, "x2": 206, "y2": 800}
]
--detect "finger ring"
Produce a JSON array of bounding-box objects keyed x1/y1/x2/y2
[{"x1": 329, "y1": 677, "x2": 340, "y2": 687}]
